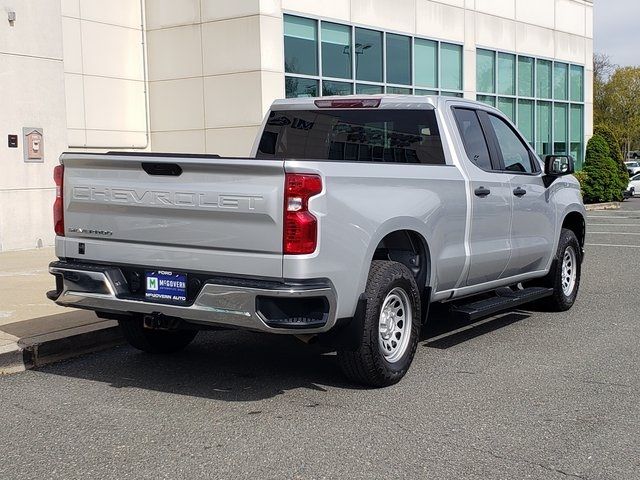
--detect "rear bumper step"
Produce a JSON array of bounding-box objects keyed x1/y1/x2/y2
[
  {"x1": 450, "y1": 287, "x2": 553, "y2": 321},
  {"x1": 48, "y1": 261, "x2": 337, "y2": 334}
]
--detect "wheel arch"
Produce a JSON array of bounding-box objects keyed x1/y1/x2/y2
[
  {"x1": 363, "y1": 224, "x2": 433, "y2": 297},
  {"x1": 561, "y1": 210, "x2": 586, "y2": 249}
]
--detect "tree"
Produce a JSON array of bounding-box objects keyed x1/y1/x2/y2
[
  {"x1": 580, "y1": 134, "x2": 626, "y2": 203},
  {"x1": 593, "y1": 53, "x2": 616, "y2": 126},
  {"x1": 594, "y1": 123, "x2": 628, "y2": 188},
  {"x1": 596, "y1": 66, "x2": 640, "y2": 156}
]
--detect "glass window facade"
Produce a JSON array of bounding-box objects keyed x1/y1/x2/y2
[
  {"x1": 386, "y1": 34, "x2": 411, "y2": 85},
  {"x1": 284, "y1": 14, "x2": 464, "y2": 99},
  {"x1": 322, "y1": 80, "x2": 352, "y2": 96},
  {"x1": 282, "y1": 16, "x2": 586, "y2": 169},
  {"x1": 476, "y1": 49, "x2": 585, "y2": 168},
  {"x1": 537, "y1": 60, "x2": 552, "y2": 99},
  {"x1": 476, "y1": 49, "x2": 495, "y2": 94},
  {"x1": 355, "y1": 28, "x2": 383, "y2": 82},
  {"x1": 321, "y1": 22, "x2": 351, "y2": 79},
  {"x1": 414, "y1": 38, "x2": 437, "y2": 88},
  {"x1": 517, "y1": 56, "x2": 534, "y2": 97},
  {"x1": 570, "y1": 65, "x2": 584, "y2": 102},
  {"x1": 497, "y1": 53, "x2": 516, "y2": 96},
  {"x1": 285, "y1": 77, "x2": 318, "y2": 98},
  {"x1": 441, "y1": 43, "x2": 463, "y2": 91},
  {"x1": 284, "y1": 16, "x2": 317, "y2": 75}
]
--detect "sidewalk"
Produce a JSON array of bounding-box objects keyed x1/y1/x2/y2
[{"x1": 0, "y1": 248, "x2": 122, "y2": 374}]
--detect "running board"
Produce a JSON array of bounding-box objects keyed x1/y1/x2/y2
[{"x1": 450, "y1": 287, "x2": 553, "y2": 322}]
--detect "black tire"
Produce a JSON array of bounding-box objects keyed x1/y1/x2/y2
[
  {"x1": 337, "y1": 260, "x2": 422, "y2": 388},
  {"x1": 119, "y1": 317, "x2": 198, "y2": 354},
  {"x1": 538, "y1": 228, "x2": 582, "y2": 311}
]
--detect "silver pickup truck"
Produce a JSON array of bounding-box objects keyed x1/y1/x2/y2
[{"x1": 48, "y1": 95, "x2": 585, "y2": 387}]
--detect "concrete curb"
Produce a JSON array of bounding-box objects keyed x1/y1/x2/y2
[
  {"x1": 0, "y1": 342, "x2": 26, "y2": 375},
  {"x1": 0, "y1": 318, "x2": 123, "y2": 375},
  {"x1": 585, "y1": 202, "x2": 621, "y2": 211}
]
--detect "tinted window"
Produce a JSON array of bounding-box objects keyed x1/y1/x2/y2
[
  {"x1": 414, "y1": 38, "x2": 437, "y2": 88},
  {"x1": 355, "y1": 28, "x2": 383, "y2": 82},
  {"x1": 285, "y1": 77, "x2": 318, "y2": 98},
  {"x1": 322, "y1": 80, "x2": 352, "y2": 96},
  {"x1": 321, "y1": 22, "x2": 351, "y2": 79},
  {"x1": 489, "y1": 114, "x2": 535, "y2": 173},
  {"x1": 257, "y1": 109, "x2": 445, "y2": 165},
  {"x1": 441, "y1": 43, "x2": 462, "y2": 91},
  {"x1": 386, "y1": 34, "x2": 411, "y2": 85},
  {"x1": 453, "y1": 109, "x2": 492, "y2": 171},
  {"x1": 284, "y1": 15, "x2": 317, "y2": 76}
]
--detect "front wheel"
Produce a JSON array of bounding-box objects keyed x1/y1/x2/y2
[
  {"x1": 337, "y1": 261, "x2": 422, "y2": 388},
  {"x1": 539, "y1": 228, "x2": 582, "y2": 311},
  {"x1": 119, "y1": 317, "x2": 198, "y2": 354}
]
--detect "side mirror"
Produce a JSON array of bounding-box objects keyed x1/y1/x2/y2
[{"x1": 544, "y1": 155, "x2": 575, "y2": 176}]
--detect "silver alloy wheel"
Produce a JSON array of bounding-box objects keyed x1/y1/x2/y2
[
  {"x1": 378, "y1": 287, "x2": 413, "y2": 363},
  {"x1": 561, "y1": 246, "x2": 577, "y2": 296}
]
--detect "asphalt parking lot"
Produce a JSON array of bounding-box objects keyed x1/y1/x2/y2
[{"x1": 1, "y1": 199, "x2": 639, "y2": 480}]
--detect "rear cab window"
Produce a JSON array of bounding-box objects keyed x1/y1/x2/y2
[
  {"x1": 452, "y1": 108, "x2": 493, "y2": 171},
  {"x1": 256, "y1": 109, "x2": 446, "y2": 165}
]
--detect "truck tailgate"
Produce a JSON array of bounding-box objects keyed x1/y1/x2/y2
[{"x1": 61, "y1": 153, "x2": 285, "y2": 277}]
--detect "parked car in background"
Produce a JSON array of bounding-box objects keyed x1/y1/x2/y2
[
  {"x1": 627, "y1": 151, "x2": 640, "y2": 160},
  {"x1": 628, "y1": 173, "x2": 640, "y2": 196},
  {"x1": 625, "y1": 161, "x2": 640, "y2": 176}
]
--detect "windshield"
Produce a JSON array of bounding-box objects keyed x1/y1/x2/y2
[{"x1": 256, "y1": 109, "x2": 446, "y2": 165}]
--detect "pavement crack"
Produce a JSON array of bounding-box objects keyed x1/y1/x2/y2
[
  {"x1": 468, "y1": 445, "x2": 587, "y2": 479},
  {"x1": 562, "y1": 374, "x2": 631, "y2": 388},
  {"x1": 368, "y1": 413, "x2": 589, "y2": 480}
]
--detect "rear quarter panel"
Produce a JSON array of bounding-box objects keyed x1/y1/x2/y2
[{"x1": 283, "y1": 161, "x2": 467, "y2": 319}]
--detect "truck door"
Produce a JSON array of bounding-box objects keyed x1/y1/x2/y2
[
  {"x1": 483, "y1": 113, "x2": 556, "y2": 277},
  {"x1": 452, "y1": 108, "x2": 512, "y2": 286}
]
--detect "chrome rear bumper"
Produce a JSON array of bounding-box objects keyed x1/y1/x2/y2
[{"x1": 48, "y1": 262, "x2": 337, "y2": 334}]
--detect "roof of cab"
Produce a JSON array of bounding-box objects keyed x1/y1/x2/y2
[{"x1": 270, "y1": 94, "x2": 489, "y2": 111}]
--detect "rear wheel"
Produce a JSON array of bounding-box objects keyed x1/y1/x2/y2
[
  {"x1": 337, "y1": 260, "x2": 422, "y2": 387},
  {"x1": 119, "y1": 317, "x2": 198, "y2": 353},
  {"x1": 538, "y1": 228, "x2": 582, "y2": 311}
]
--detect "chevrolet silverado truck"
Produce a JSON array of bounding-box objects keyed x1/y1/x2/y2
[{"x1": 48, "y1": 95, "x2": 586, "y2": 387}]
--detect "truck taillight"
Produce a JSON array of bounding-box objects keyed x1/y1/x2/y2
[
  {"x1": 283, "y1": 173, "x2": 322, "y2": 255},
  {"x1": 53, "y1": 165, "x2": 64, "y2": 236}
]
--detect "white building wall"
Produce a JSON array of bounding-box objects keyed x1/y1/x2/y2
[
  {"x1": 145, "y1": 0, "x2": 284, "y2": 157},
  {"x1": 0, "y1": 0, "x2": 67, "y2": 251},
  {"x1": 61, "y1": 0, "x2": 148, "y2": 149}
]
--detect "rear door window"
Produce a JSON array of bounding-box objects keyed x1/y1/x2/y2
[
  {"x1": 256, "y1": 109, "x2": 446, "y2": 164},
  {"x1": 452, "y1": 108, "x2": 493, "y2": 171}
]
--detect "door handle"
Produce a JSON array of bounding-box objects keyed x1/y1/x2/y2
[
  {"x1": 513, "y1": 187, "x2": 527, "y2": 197},
  {"x1": 474, "y1": 186, "x2": 491, "y2": 197}
]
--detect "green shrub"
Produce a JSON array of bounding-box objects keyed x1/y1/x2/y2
[
  {"x1": 581, "y1": 134, "x2": 626, "y2": 203},
  {"x1": 594, "y1": 123, "x2": 629, "y2": 188},
  {"x1": 574, "y1": 170, "x2": 588, "y2": 192}
]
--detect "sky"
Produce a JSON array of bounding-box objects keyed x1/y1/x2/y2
[{"x1": 593, "y1": 0, "x2": 640, "y2": 67}]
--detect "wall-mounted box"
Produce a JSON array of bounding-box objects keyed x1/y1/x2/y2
[{"x1": 23, "y1": 127, "x2": 44, "y2": 163}]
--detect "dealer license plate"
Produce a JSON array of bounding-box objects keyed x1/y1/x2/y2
[{"x1": 145, "y1": 270, "x2": 187, "y2": 304}]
